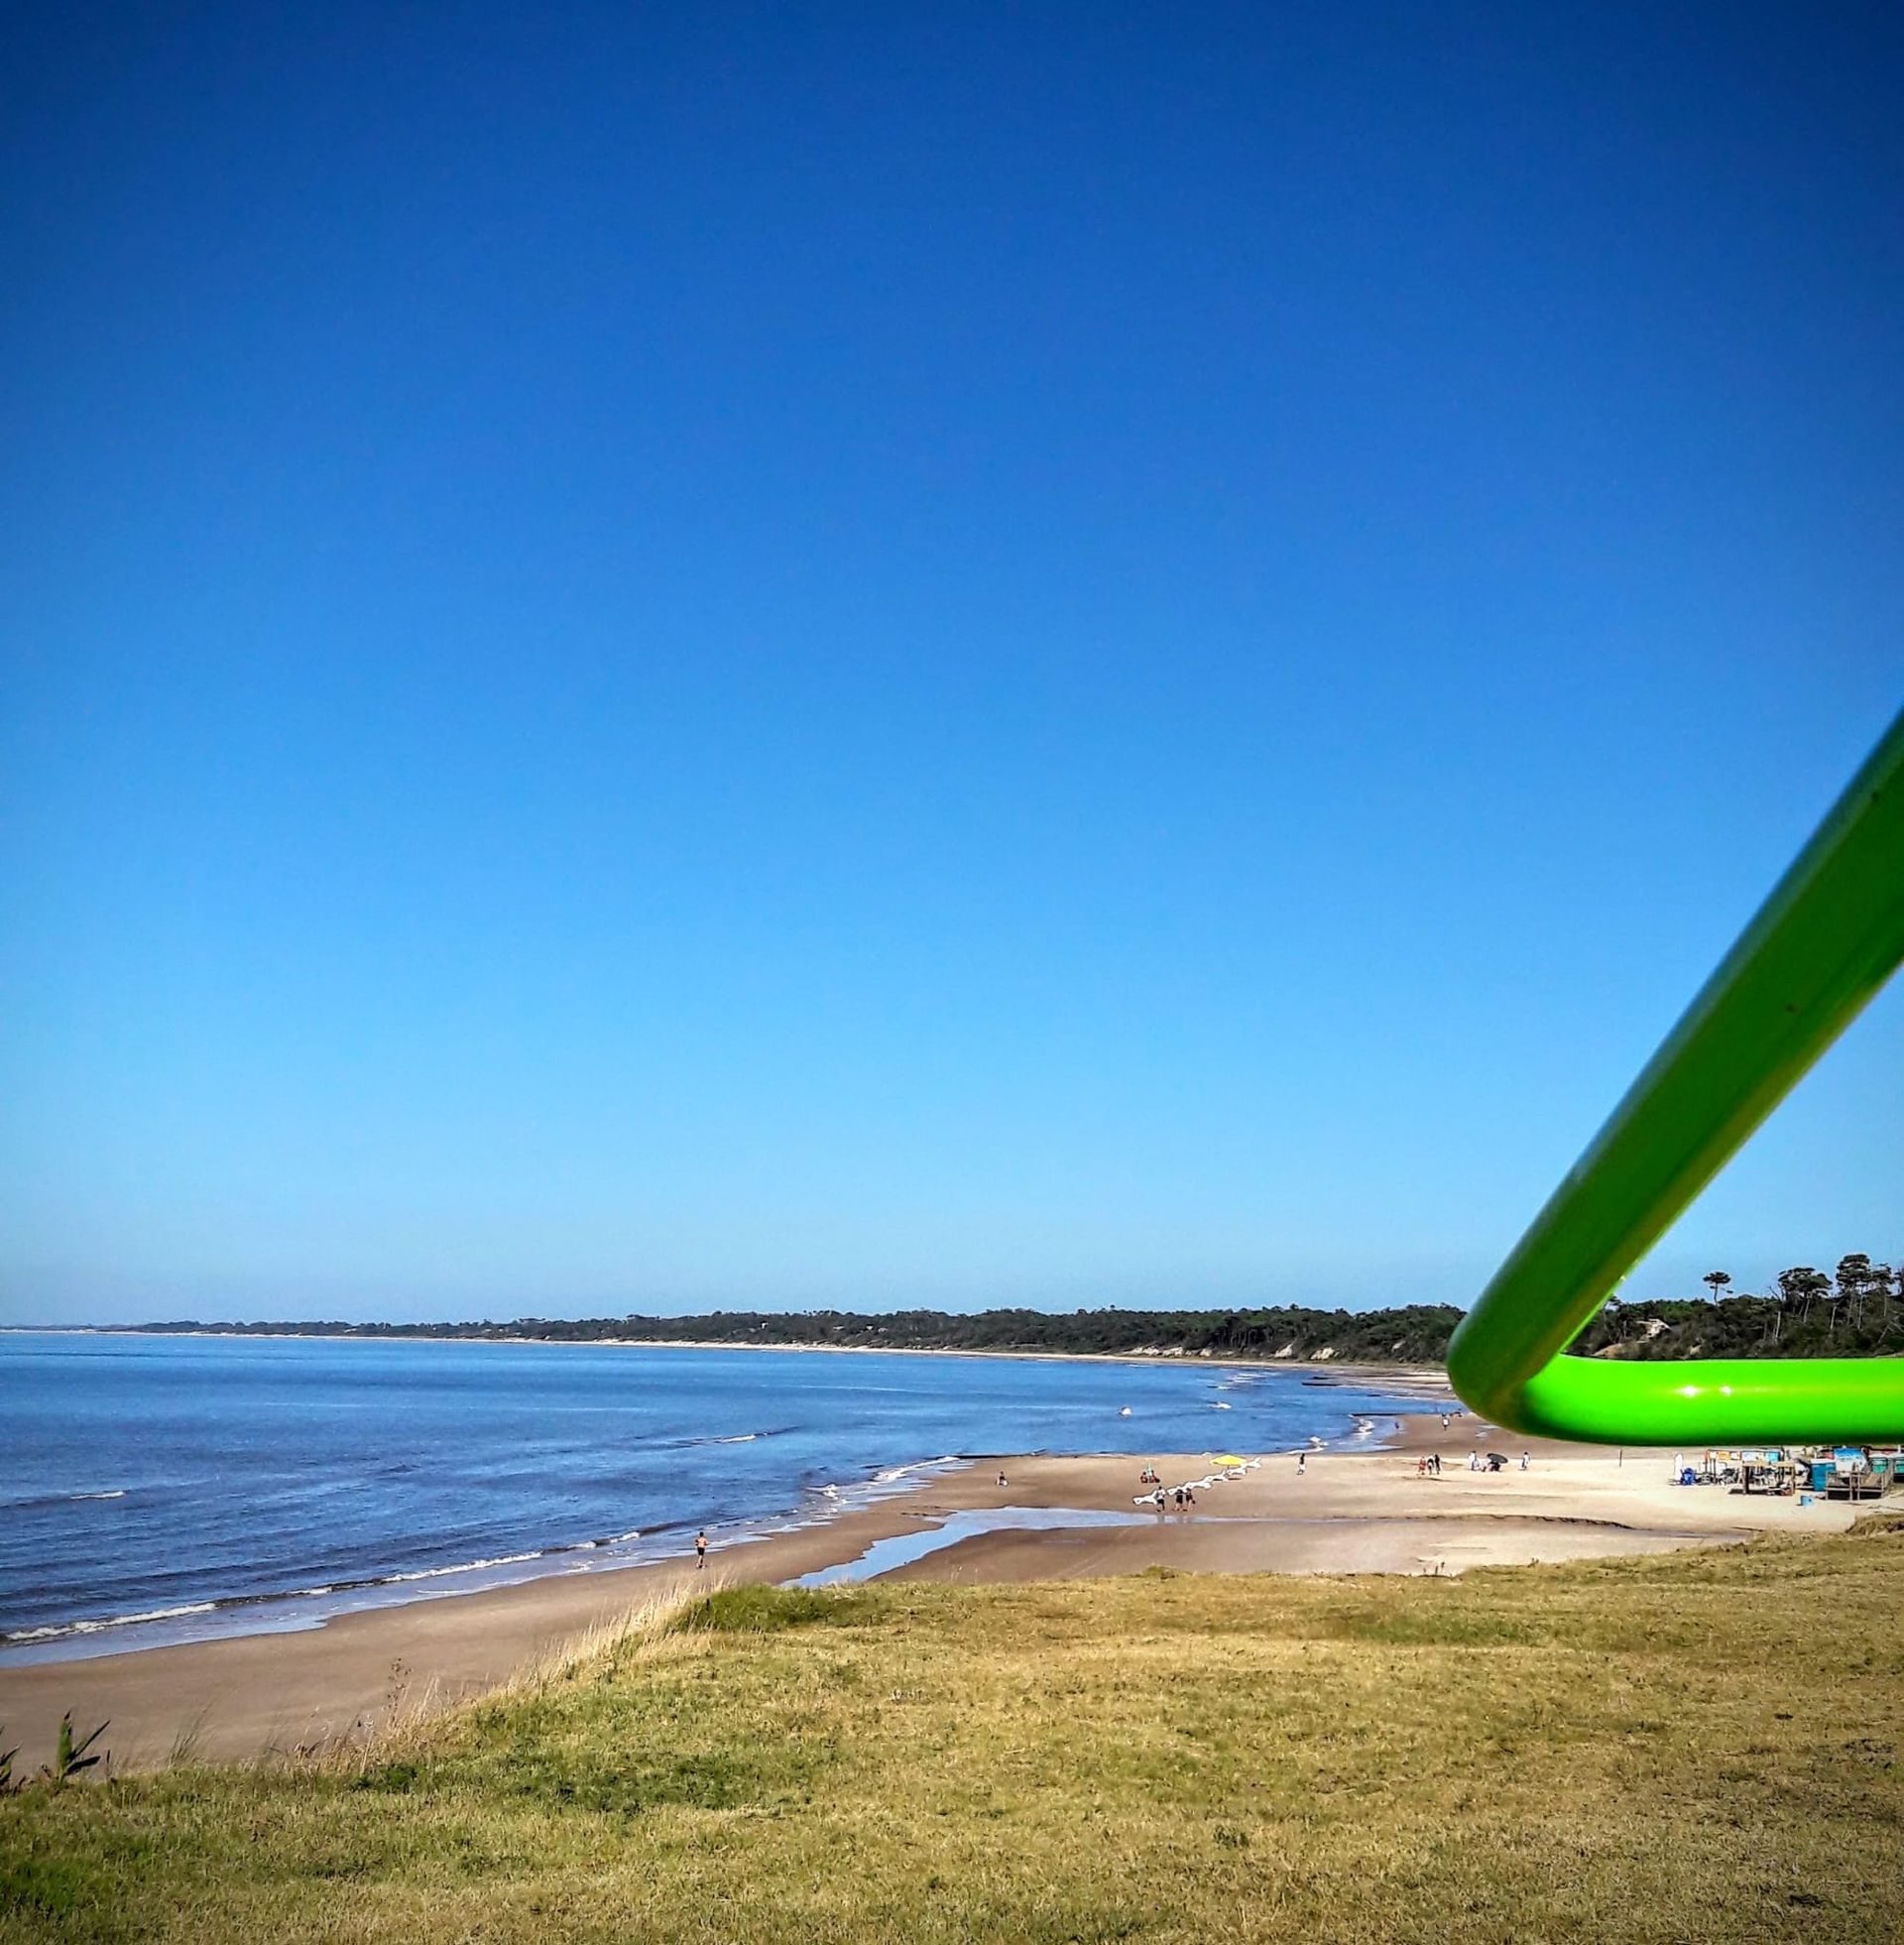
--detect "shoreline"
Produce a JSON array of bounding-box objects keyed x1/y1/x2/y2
[
  {"x1": 0, "y1": 1414, "x2": 1863, "y2": 1772},
  {"x1": 0, "y1": 1337, "x2": 1452, "y2": 1671},
  {"x1": 0, "y1": 1397, "x2": 1410, "y2": 1668},
  {"x1": 0, "y1": 1455, "x2": 975, "y2": 1669},
  {"x1": 1, "y1": 1325, "x2": 1454, "y2": 1384}
]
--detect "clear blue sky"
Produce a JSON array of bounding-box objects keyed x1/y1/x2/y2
[{"x1": 3, "y1": 4, "x2": 1899, "y2": 1325}]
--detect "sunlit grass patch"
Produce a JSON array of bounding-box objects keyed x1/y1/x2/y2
[{"x1": 668, "y1": 1583, "x2": 881, "y2": 1635}]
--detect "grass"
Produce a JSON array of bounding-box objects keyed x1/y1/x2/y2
[{"x1": 2, "y1": 1519, "x2": 1901, "y2": 1943}]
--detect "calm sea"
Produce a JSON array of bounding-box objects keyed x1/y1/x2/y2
[{"x1": 0, "y1": 1332, "x2": 1427, "y2": 1662}]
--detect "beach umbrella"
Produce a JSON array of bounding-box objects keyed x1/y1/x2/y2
[{"x1": 1213, "y1": 1454, "x2": 1245, "y2": 1468}]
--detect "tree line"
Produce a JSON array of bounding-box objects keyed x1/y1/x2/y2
[
  {"x1": 1571, "y1": 1253, "x2": 1902, "y2": 1361},
  {"x1": 104, "y1": 1255, "x2": 1902, "y2": 1365},
  {"x1": 113, "y1": 1302, "x2": 1464, "y2": 1363}
]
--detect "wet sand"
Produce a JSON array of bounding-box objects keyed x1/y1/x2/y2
[{"x1": 0, "y1": 1416, "x2": 1858, "y2": 1770}]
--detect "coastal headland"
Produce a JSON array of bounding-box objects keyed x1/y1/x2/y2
[{"x1": 0, "y1": 1411, "x2": 1855, "y2": 1771}]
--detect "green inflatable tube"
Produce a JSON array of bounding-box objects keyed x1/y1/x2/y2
[{"x1": 1447, "y1": 708, "x2": 1904, "y2": 1446}]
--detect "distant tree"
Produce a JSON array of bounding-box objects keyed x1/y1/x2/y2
[
  {"x1": 1835, "y1": 1254, "x2": 1876, "y2": 1334},
  {"x1": 1775, "y1": 1266, "x2": 1829, "y2": 1330},
  {"x1": 1703, "y1": 1270, "x2": 1731, "y2": 1306}
]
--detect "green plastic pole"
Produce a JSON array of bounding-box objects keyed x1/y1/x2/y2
[{"x1": 1446, "y1": 709, "x2": 1904, "y2": 1446}]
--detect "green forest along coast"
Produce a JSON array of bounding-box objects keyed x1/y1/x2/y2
[{"x1": 98, "y1": 1252, "x2": 1904, "y2": 1363}]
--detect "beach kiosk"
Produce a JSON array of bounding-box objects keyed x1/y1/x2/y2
[
  {"x1": 1825, "y1": 1447, "x2": 1883, "y2": 1502},
  {"x1": 1737, "y1": 1450, "x2": 1797, "y2": 1496}
]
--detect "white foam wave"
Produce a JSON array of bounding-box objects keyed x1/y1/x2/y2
[
  {"x1": 380, "y1": 1550, "x2": 543, "y2": 1585},
  {"x1": 2, "y1": 1488, "x2": 129, "y2": 1510},
  {"x1": 873, "y1": 1456, "x2": 959, "y2": 1484},
  {"x1": 3, "y1": 1602, "x2": 216, "y2": 1645}
]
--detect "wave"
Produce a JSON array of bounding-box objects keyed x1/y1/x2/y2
[
  {"x1": 585, "y1": 1528, "x2": 644, "y2": 1548},
  {"x1": 873, "y1": 1455, "x2": 960, "y2": 1484},
  {"x1": 2, "y1": 1602, "x2": 215, "y2": 1645},
  {"x1": 1, "y1": 1488, "x2": 128, "y2": 1511},
  {"x1": 0, "y1": 1542, "x2": 581, "y2": 1648},
  {"x1": 0, "y1": 1536, "x2": 681, "y2": 1646},
  {"x1": 174, "y1": 1503, "x2": 754, "y2": 1615},
  {"x1": 379, "y1": 1550, "x2": 544, "y2": 1585},
  {"x1": 796, "y1": 1453, "x2": 964, "y2": 1513},
  {"x1": 265, "y1": 1541, "x2": 625, "y2": 1602},
  {"x1": 649, "y1": 1425, "x2": 795, "y2": 1452}
]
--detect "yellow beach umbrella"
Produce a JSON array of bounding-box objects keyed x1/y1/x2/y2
[{"x1": 1213, "y1": 1454, "x2": 1245, "y2": 1468}]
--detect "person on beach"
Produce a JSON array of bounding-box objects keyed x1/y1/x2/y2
[
  {"x1": 1520, "y1": 1451, "x2": 1530, "y2": 1471},
  {"x1": 997, "y1": 1471, "x2": 1008, "y2": 1487},
  {"x1": 1296, "y1": 1451, "x2": 1307, "y2": 1477},
  {"x1": 694, "y1": 1529, "x2": 708, "y2": 1570}
]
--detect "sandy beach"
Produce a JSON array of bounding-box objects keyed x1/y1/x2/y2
[{"x1": 0, "y1": 1414, "x2": 1860, "y2": 1770}]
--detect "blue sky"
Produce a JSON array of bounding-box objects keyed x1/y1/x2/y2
[{"x1": 3, "y1": 4, "x2": 1899, "y2": 1324}]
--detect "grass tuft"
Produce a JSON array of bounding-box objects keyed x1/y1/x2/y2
[
  {"x1": 1844, "y1": 1506, "x2": 1904, "y2": 1541},
  {"x1": 668, "y1": 1582, "x2": 877, "y2": 1635}
]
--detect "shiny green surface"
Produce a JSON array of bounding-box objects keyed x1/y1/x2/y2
[{"x1": 1447, "y1": 710, "x2": 1904, "y2": 1445}]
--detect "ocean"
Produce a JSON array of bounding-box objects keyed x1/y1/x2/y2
[{"x1": 0, "y1": 1331, "x2": 1428, "y2": 1662}]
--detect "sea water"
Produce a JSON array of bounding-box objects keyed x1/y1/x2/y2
[{"x1": 0, "y1": 1332, "x2": 1426, "y2": 1661}]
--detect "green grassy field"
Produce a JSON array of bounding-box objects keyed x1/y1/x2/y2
[{"x1": 4, "y1": 1518, "x2": 1901, "y2": 1944}]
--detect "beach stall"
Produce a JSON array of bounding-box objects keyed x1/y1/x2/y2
[
  {"x1": 1846, "y1": 1447, "x2": 1901, "y2": 1497},
  {"x1": 1737, "y1": 1449, "x2": 1798, "y2": 1496},
  {"x1": 1824, "y1": 1447, "x2": 1886, "y2": 1502}
]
